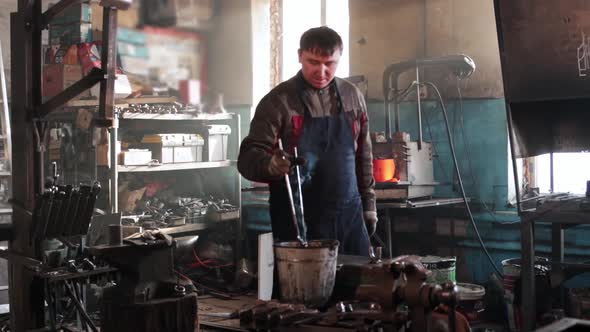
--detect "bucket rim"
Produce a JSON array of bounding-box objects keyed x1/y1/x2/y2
[
  {"x1": 274, "y1": 239, "x2": 340, "y2": 250},
  {"x1": 501, "y1": 257, "x2": 549, "y2": 266},
  {"x1": 420, "y1": 255, "x2": 457, "y2": 263},
  {"x1": 457, "y1": 282, "x2": 486, "y2": 300}
]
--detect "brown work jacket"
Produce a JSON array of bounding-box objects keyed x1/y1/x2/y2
[{"x1": 237, "y1": 72, "x2": 376, "y2": 213}]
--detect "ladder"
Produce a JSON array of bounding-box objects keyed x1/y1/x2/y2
[{"x1": 0, "y1": 40, "x2": 12, "y2": 217}]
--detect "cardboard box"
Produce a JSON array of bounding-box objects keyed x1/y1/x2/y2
[
  {"x1": 118, "y1": 183, "x2": 146, "y2": 212},
  {"x1": 117, "y1": 28, "x2": 147, "y2": 44},
  {"x1": 96, "y1": 143, "x2": 109, "y2": 166},
  {"x1": 91, "y1": 2, "x2": 139, "y2": 33},
  {"x1": 117, "y1": 42, "x2": 149, "y2": 58},
  {"x1": 175, "y1": 0, "x2": 214, "y2": 29},
  {"x1": 144, "y1": 26, "x2": 205, "y2": 88},
  {"x1": 49, "y1": 2, "x2": 92, "y2": 25},
  {"x1": 118, "y1": 6, "x2": 140, "y2": 28},
  {"x1": 49, "y1": 23, "x2": 93, "y2": 45},
  {"x1": 119, "y1": 149, "x2": 152, "y2": 165},
  {"x1": 42, "y1": 64, "x2": 89, "y2": 99}
]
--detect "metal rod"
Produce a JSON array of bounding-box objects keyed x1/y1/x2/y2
[
  {"x1": 293, "y1": 147, "x2": 307, "y2": 241},
  {"x1": 64, "y1": 280, "x2": 98, "y2": 332},
  {"x1": 98, "y1": 6, "x2": 118, "y2": 122},
  {"x1": 277, "y1": 139, "x2": 305, "y2": 246},
  {"x1": 415, "y1": 66, "x2": 423, "y2": 150},
  {"x1": 109, "y1": 116, "x2": 118, "y2": 213},
  {"x1": 550, "y1": 152, "x2": 554, "y2": 193}
]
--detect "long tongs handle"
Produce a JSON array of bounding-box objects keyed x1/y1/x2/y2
[
  {"x1": 278, "y1": 139, "x2": 307, "y2": 246},
  {"x1": 293, "y1": 147, "x2": 307, "y2": 240}
]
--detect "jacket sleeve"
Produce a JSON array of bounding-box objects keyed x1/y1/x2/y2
[
  {"x1": 356, "y1": 94, "x2": 376, "y2": 213},
  {"x1": 237, "y1": 96, "x2": 284, "y2": 183}
]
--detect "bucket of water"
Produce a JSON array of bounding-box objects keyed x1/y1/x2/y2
[{"x1": 274, "y1": 239, "x2": 339, "y2": 307}]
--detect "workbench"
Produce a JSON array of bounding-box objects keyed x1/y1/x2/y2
[
  {"x1": 198, "y1": 255, "x2": 379, "y2": 332},
  {"x1": 375, "y1": 197, "x2": 467, "y2": 258},
  {"x1": 519, "y1": 195, "x2": 590, "y2": 332}
]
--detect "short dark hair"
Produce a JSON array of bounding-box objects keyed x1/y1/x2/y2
[{"x1": 299, "y1": 26, "x2": 343, "y2": 56}]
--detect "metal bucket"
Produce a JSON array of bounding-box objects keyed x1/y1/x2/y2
[
  {"x1": 274, "y1": 240, "x2": 339, "y2": 307},
  {"x1": 501, "y1": 257, "x2": 551, "y2": 332}
]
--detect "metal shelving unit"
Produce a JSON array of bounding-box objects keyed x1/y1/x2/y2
[
  {"x1": 117, "y1": 160, "x2": 236, "y2": 173},
  {"x1": 108, "y1": 111, "x2": 242, "y2": 231}
]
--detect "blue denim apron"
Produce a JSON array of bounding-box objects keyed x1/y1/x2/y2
[{"x1": 269, "y1": 77, "x2": 370, "y2": 256}]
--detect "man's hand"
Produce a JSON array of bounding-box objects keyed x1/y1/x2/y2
[
  {"x1": 268, "y1": 150, "x2": 291, "y2": 177},
  {"x1": 364, "y1": 211, "x2": 378, "y2": 236}
]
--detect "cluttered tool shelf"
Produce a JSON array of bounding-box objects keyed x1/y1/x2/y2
[{"x1": 117, "y1": 160, "x2": 236, "y2": 173}]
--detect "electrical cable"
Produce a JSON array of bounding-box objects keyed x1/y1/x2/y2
[
  {"x1": 455, "y1": 83, "x2": 520, "y2": 224},
  {"x1": 423, "y1": 81, "x2": 504, "y2": 279},
  {"x1": 422, "y1": 102, "x2": 451, "y2": 182},
  {"x1": 392, "y1": 82, "x2": 450, "y2": 180}
]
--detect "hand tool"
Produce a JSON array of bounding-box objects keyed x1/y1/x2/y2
[{"x1": 277, "y1": 139, "x2": 307, "y2": 247}]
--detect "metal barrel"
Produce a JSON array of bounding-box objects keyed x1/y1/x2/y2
[{"x1": 273, "y1": 239, "x2": 339, "y2": 307}]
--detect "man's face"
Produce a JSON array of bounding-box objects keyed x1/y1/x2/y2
[{"x1": 298, "y1": 48, "x2": 341, "y2": 89}]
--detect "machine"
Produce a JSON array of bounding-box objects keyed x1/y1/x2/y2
[{"x1": 373, "y1": 55, "x2": 476, "y2": 200}]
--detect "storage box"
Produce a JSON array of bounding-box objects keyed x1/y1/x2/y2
[
  {"x1": 207, "y1": 208, "x2": 240, "y2": 223},
  {"x1": 118, "y1": 27, "x2": 147, "y2": 44},
  {"x1": 91, "y1": 2, "x2": 139, "y2": 30},
  {"x1": 144, "y1": 26, "x2": 204, "y2": 89},
  {"x1": 179, "y1": 79, "x2": 200, "y2": 105},
  {"x1": 205, "y1": 125, "x2": 231, "y2": 161},
  {"x1": 175, "y1": 0, "x2": 214, "y2": 29},
  {"x1": 48, "y1": 2, "x2": 92, "y2": 25},
  {"x1": 96, "y1": 143, "x2": 109, "y2": 166},
  {"x1": 49, "y1": 23, "x2": 93, "y2": 45},
  {"x1": 42, "y1": 64, "x2": 89, "y2": 99},
  {"x1": 141, "y1": 134, "x2": 204, "y2": 164},
  {"x1": 117, "y1": 42, "x2": 149, "y2": 58},
  {"x1": 119, "y1": 149, "x2": 152, "y2": 165}
]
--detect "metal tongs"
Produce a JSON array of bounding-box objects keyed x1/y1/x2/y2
[{"x1": 278, "y1": 139, "x2": 307, "y2": 247}]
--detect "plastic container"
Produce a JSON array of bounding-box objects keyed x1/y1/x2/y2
[
  {"x1": 457, "y1": 282, "x2": 486, "y2": 323},
  {"x1": 420, "y1": 256, "x2": 456, "y2": 284},
  {"x1": 274, "y1": 240, "x2": 339, "y2": 307}
]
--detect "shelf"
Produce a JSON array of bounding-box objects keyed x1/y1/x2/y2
[
  {"x1": 0, "y1": 203, "x2": 11, "y2": 214},
  {"x1": 119, "y1": 113, "x2": 233, "y2": 121},
  {"x1": 117, "y1": 160, "x2": 235, "y2": 173},
  {"x1": 522, "y1": 196, "x2": 590, "y2": 225},
  {"x1": 159, "y1": 220, "x2": 238, "y2": 238},
  {"x1": 0, "y1": 171, "x2": 10, "y2": 176},
  {"x1": 65, "y1": 96, "x2": 178, "y2": 107}
]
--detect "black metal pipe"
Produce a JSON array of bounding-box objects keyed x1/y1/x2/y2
[
  {"x1": 98, "y1": 6, "x2": 118, "y2": 123},
  {"x1": 39, "y1": 68, "x2": 104, "y2": 118},
  {"x1": 382, "y1": 55, "x2": 475, "y2": 139}
]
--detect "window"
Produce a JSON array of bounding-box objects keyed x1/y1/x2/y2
[
  {"x1": 535, "y1": 152, "x2": 590, "y2": 194},
  {"x1": 281, "y1": 0, "x2": 350, "y2": 81}
]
